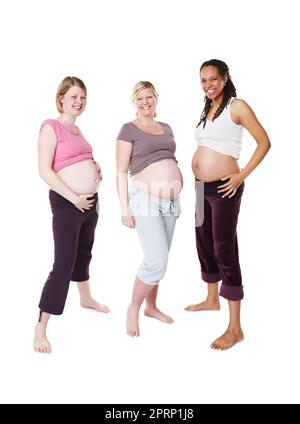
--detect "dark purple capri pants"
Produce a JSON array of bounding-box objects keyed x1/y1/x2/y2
[
  {"x1": 195, "y1": 179, "x2": 244, "y2": 301},
  {"x1": 39, "y1": 190, "x2": 99, "y2": 315}
]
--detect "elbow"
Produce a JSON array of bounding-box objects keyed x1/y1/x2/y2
[
  {"x1": 38, "y1": 167, "x2": 45, "y2": 179},
  {"x1": 39, "y1": 167, "x2": 51, "y2": 182},
  {"x1": 260, "y1": 138, "x2": 271, "y2": 154}
]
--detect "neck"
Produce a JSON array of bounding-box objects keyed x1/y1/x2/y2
[
  {"x1": 136, "y1": 115, "x2": 156, "y2": 126},
  {"x1": 211, "y1": 93, "x2": 224, "y2": 110},
  {"x1": 59, "y1": 113, "x2": 76, "y2": 126}
]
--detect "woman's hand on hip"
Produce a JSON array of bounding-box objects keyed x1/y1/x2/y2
[
  {"x1": 73, "y1": 194, "x2": 95, "y2": 212},
  {"x1": 121, "y1": 208, "x2": 136, "y2": 228},
  {"x1": 217, "y1": 172, "x2": 244, "y2": 198}
]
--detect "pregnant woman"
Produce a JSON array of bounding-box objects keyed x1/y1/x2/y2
[
  {"x1": 33, "y1": 76, "x2": 109, "y2": 353},
  {"x1": 116, "y1": 81, "x2": 183, "y2": 337},
  {"x1": 185, "y1": 59, "x2": 271, "y2": 350}
]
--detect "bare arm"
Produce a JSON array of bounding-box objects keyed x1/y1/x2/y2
[
  {"x1": 38, "y1": 125, "x2": 94, "y2": 212},
  {"x1": 232, "y1": 99, "x2": 271, "y2": 179},
  {"x1": 218, "y1": 99, "x2": 271, "y2": 198},
  {"x1": 116, "y1": 140, "x2": 135, "y2": 227}
]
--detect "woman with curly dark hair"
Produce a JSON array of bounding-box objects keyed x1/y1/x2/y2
[{"x1": 186, "y1": 59, "x2": 271, "y2": 350}]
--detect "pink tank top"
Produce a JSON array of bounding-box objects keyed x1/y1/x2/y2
[{"x1": 41, "y1": 119, "x2": 94, "y2": 172}]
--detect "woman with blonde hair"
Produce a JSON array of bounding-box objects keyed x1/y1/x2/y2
[{"x1": 116, "y1": 81, "x2": 183, "y2": 337}]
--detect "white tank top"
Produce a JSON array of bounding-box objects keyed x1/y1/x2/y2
[{"x1": 195, "y1": 98, "x2": 243, "y2": 159}]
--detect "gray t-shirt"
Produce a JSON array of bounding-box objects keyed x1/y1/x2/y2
[{"x1": 117, "y1": 122, "x2": 178, "y2": 177}]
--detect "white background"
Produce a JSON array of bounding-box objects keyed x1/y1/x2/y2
[{"x1": 0, "y1": 0, "x2": 299, "y2": 404}]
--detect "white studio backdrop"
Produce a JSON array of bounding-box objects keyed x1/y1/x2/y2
[{"x1": 0, "y1": 0, "x2": 299, "y2": 404}]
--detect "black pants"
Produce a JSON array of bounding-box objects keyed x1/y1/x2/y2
[
  {"x1": 195, "y1": 179, "x2": 244, "y2": 301},
  {"x1": 39, "y1": 190, "x2": 99, "y2": 315}
]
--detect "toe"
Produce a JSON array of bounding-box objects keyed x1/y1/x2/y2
[
  {"x1": 102, "y1": 305, "x2": 110, "y2": 313},
  {"x1": 184, "y1": 305, "x2": 193, "y2": 311}
]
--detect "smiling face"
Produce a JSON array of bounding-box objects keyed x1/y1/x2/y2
[
  {"x1": 200, "y1": 65, "x2": 227, "y2": 101},
  {"x1": 60, "y1": 86, "x2": 87, "y2": 117},
  {"x1": 134, "y1": 87, "x2": 157, "y2": 118}
]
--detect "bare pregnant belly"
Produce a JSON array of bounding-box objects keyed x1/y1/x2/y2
[
  {"x1": 132, "y1": 159, "x2": 183, "y2": 199},
  {"x1": 57, "y1": 159, "x2": 98, "y2": 195},
  {"x1": 192, "y1": 147, "x2": 240, "y2": 182}
]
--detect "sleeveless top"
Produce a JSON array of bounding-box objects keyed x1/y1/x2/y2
[{"x1": 195, "y1": 98, "x2": 243, "y2": 159}]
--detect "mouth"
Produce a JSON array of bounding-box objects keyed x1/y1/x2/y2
[
  {"x1": 206, "y1": 89, "x2": 216, "y2": 96},
  {"x1": 141, "y1": 105, "x2": 151, "y2": 110}
]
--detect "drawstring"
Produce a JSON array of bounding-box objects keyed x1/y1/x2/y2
[{"x1": 170, "y1": 199, "x2": 175, "y2": 215}]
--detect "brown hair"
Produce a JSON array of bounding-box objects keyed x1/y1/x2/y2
[{"x1": 56, "y1": 76, "x2": 87, "y2": 113}]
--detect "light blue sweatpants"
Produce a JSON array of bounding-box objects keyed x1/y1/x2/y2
[{"x1": 129, "y1": 188, "x2": 180, "y2": 285}]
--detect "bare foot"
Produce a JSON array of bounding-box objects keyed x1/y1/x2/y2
[
  {"x1": 33, "y1": 323, "x2": 51, "y2": 354},
  {"x1": 185, "y1": 300, "x2": 220, "y2": 311},
  {"x1": 144, "y1": 307, "x2": 174, "y2": 324},
  {"x1": 210, "y1": 329, "x2": 244, "y2": 350},
  {"x1": 80, "y1": 298, "x2": 110, "y2": 313},
  {"x1": 127, "y1": 305, "x2": 140, "y2": 337}
]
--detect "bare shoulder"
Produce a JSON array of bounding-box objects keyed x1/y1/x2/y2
[
  {"x1": 231, "y1": 98, "x2": 252, "y2": 111},
  {"x1": 231, "y1": 98, "x2": 256, "y2": 124}
]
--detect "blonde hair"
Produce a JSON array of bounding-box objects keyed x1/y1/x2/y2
[
  {"x1": 56, "y1": 76, "x2": 87, "y2": 113},
  {"x1": 131, "y1": 81, "x2": 159, "y2": 117}
]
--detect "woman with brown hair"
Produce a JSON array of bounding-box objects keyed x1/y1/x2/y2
[{"x1": 33, "y1": 76, "x2": 109, "y2": 353}]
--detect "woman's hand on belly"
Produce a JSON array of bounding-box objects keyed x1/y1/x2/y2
[{"x1": 73, "y1": 193, "x2": 95, "y2": 213}]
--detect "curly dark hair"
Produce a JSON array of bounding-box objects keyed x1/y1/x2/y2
[{"x1": 197, "y1": 59, "x2": 236, "y2": 128}]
